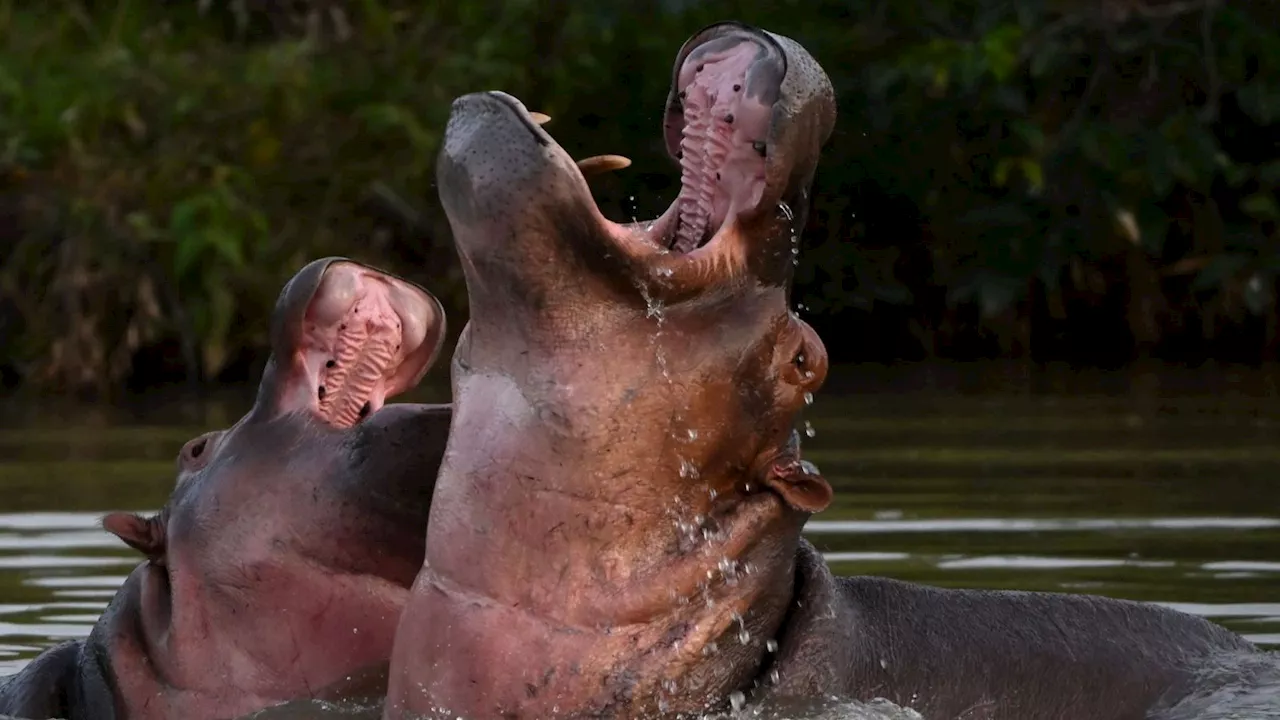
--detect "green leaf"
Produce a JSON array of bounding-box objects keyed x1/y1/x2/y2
[{"x1": 1241, "y1": 193, "x2": 1279, "y2": 220}]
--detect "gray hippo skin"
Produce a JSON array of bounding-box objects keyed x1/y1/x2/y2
[
  {"x1": 382, "y1": 20, "x2": 1264, "y2": 720},
  {"x1": 0, "y1": 258, "x2": 452, "y2": 720}
]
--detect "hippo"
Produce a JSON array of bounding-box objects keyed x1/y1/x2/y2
[
  {"x1": 0, "y1": 258, "x2": 452, "y2": 720},
  {"x1": 383, "y1": 20, "x2": 1264, "y2": 720}
]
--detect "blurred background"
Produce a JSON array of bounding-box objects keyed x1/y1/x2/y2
[
  {"x1": 0, "y1": 0, "x2": 1279, "y2": 682},
  {"x1": 1, "y1": 0, "x2": 1277, "y2": 395}
]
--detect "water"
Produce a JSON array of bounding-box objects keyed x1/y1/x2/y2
[{"x1": 0, "y1": 362, "x2": 1278, "y2": 705}]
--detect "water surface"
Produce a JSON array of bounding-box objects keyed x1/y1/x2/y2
[{"x1": 0, "y1": 362, "x2": 1278, "y2": 676}]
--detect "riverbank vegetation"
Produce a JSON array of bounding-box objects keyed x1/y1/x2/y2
[{"x1": 1, "y1": 1, "x2": 1277, "y2": 395}]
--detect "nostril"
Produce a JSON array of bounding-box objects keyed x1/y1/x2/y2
[{"x1": 188, "y1": 438, "x2": 207, "y2": 460}]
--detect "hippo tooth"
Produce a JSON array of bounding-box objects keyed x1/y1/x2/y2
[
  {"x1": 529, "y1": 111, "x2": 551, "y2": 125},
  {"x1": 577, "y1": 154, "x2": 632, "y2": 177}
]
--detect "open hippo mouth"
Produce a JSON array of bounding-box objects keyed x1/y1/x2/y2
[
  {"x1": 438, "y1": 22, "x2": 835, "y2": 300},
  {"x1": 104, "y1": 258, "x2": 446, "y2": 570},
  {"x1": 660, "y1": 28, "x2": 781, "y2": 253},
  {"x1": 270, "y1": 258, "x2": 446, "y2": 428}
]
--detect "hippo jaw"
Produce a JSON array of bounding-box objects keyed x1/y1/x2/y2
[
  {"x1": 98, "y1": 259, "x2": 449, "y2": 718},
  {"x1": 437, "y1": 22, "x2": 835, "y2": 315}
]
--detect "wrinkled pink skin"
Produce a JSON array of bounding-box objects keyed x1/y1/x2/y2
[{"x1": 0, "y1": 258, "x2": 452, "y2": 720}]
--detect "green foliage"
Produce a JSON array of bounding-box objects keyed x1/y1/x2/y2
[{"x1": 0, "y1": 0, "x2": 1278, "y2": 393}]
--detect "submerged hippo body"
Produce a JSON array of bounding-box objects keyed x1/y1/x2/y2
[
  {"x1": 0, "y1": 258, "x2": 452, "y2": 720},
  {"x1": 384, "y1": 20, "x2": 1264, "y2": 720}
]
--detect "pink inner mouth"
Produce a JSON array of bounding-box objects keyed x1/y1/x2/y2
[
  {"x1": 314, "y1": 296, "x2": 401, "y2": 427},
  {"x1": 299, "y1": 266, "x2": 435, "y2": 428},
  {"x1": 668, "y1": 41, "x2": 773, "y2": 253}
]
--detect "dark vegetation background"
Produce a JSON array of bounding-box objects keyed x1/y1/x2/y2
[{"x1": 1, "y1": 0, "x2": 1277, "y2": 396}]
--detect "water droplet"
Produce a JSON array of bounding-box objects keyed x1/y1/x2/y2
[
  {"x1": 803, "y1": 392, "x2": 814, "y2": 406},
  {"x1": 687, "y1": 428, "x2": 698, "y2": 441},
  {"x1": 766, "y1": 638, "x2": 778, "y2": 652},
  {"x1": 879, "y1": 657, "x2": 889, "y2": 670},
  {"x1": 769, "y1": 668, "x2": 780, "y2": 684},
  {"x1": 729, "y1": 691, "x2": 747, "y2": 712},
  {"x1": 708, "y1": 487, "x2": 718, "y2": 500},
  {"x1": 703, "y1": 641, "x2": 719, "y2": 656},
  {"x1": 804, "y1": 420, "x2": 816, "y2": 438},
  {"x1": 679, "y1": 458, "x2": 700, "y2": 479},
  {"x1": 778, "y1": 202, "x2": 794, "y2": 222}
]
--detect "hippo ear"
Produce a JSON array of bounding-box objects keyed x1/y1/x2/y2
[
  {"x1": 103, "y1": 512, "x2": 166, "y2": 565},
  {"x1": 763, "y1": 457, "x2": 832, "y2": 514},
  {"x1": 759, "y1": 432, "x2": 832, "y2": 514},
  {"x1": 256, "y1": 258, "x2": 447, "y2": 427}
]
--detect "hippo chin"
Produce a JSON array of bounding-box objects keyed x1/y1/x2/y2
[
  {"x1": 0, "y1": 258, "x2": 452, "y2": 720},
  {"x1": 383, "y1": 20, "x2": 1264, "y2": 720}
]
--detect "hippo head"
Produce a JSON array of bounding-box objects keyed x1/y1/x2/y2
[
  {"x1": 98, "y1": 258, "x2": 449, "y2": 717},
  {"x1": 437, "y1": 21, "x2": 836, "y2": 518},
  {"x1": 387, "y1": 22, "x2": 837, "y2": 720}
]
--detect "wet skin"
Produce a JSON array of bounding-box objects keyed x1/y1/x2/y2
[
  {"x1": 383, "y1": 20, "x2": 1264, "y2": 720},
  {"x1": 385, "y1": 21, "x2": 837, "y2": 720},
  {"x1": 0, "y1": 258, "x2": 453, "y2": 720}
]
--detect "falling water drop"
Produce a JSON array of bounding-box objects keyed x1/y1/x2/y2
[
  {"x1": 679, "y1": 459, "x2": 700, "y2": 480},
  {"x1": 766, "y1": 638, "x2": 778, "y2": 652},
  {"x1": 729, "y1": 691, "x2": 747, "y2": 713},
  {"x1": 803, "y1": 392, "x2": 814, "y2": 406},
  {"x1": 804, "y1": 420, "x2": 816, "y2": 438}
]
